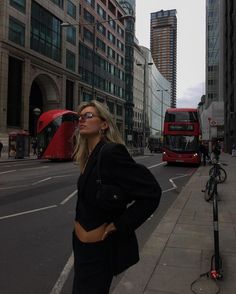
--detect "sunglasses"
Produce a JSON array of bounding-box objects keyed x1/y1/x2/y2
[{"x1": 78, "y1": 112, "x2": 100, "y2": 121}]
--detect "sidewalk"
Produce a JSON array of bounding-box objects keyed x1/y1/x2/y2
[
  {"x1": 113, "y1": 152, "x2": 236, "y2": 294},
  {"x1": 0, "y1": 150, "x2": 37, "y2": 162}
]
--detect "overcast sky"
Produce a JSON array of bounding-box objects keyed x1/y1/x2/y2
[{"x1": 135, "y1": 0, "x2": 206, "y2": 108}]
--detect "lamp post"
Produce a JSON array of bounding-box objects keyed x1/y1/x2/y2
[
  {"x1": 61, "y1": 14, "x2": 134, "y2": 101},
  {"x1": 136, "y1": 61, "x2": 153, "y2": 151},
  {"x1": 157, "y1": 89, "x2": 168, "y2": 137}
]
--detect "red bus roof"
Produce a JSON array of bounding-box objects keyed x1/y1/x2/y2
[
  {"x1": 38, "y1": 109, "x2": 78, "y2": 133},
  {"x1": 166, "y1": 108, "x2": 198, "y2": 112}
]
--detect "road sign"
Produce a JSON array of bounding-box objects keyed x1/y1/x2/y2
[{"x1": 210, "y1": 120, "x2": 217, "y2": 126}]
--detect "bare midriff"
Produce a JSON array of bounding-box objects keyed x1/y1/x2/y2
[{"x1": 74, "y1": 221, "x2": 108, "y2": 243}]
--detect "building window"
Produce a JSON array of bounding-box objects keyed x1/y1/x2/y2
[
  {"x1": 82, "y1": 92, "x2": 92, "y2": 101},
  {"x1": 7, "y1": 57, "x2": 22, "y2": 127},
  {"x1": 108, "y1": 31, "x2": 115, "y2": 44},
  {"x1": 107, "y1": 46, "x2": 115, "y2": 59},
  {"x1": 9, "y1": 17, "x2": 25, "y2": 46},
  {"x1": 97, "y1": 4, "x2": 106, "y2": 20},
  {"x1": 84, "y1": 9, "x2": 94, "y2": 23},
  {"x1": 66, "y1": 26, "x2": 76, "y2": 45},
  {"x1": 117, "y1": 104, "x2": 123, "y2": 116},
  {"x1": 10, "y1": 0, "x2": 25, "y2": 13},
  {"x1": 66, "y1": 80, "x2": 74, "y2": 110},
  {"x1": 96, "y1": 38, "x2": 106, "y2": 51},
  {"x1": 31, "y1": 1, "x2": 61, "y2": 62},
  {"x1": 97, "y1": 23, "x2": 106, "y2": 36},
  {"x1": 67, "y1": 0, "x2": 76, "y2": 18},
  {"x1": 85, "y1": 0, "x2": 95, "y2": 8},
  {"x1": 108, "y1": 16, "x2": 116, "y2": 30},
  {"x1": 84, "y1": 28, "x2": 93, "y2": 42},
  {"x1": 51, "y1": 0, "x2": 63, "y2": 8},
  {"x1": 107, "y1": 100, "x2": 114, "y2": 113},
  {"x1": 66, "y1": 50, "x2": 75, "y2": 71},
  {"x1": 117, "y1": 25, "x2": 124, "y2": 38}
]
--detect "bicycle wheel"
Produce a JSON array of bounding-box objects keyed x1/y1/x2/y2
[
  {"x1": 204, "y1": 178, "x2": 214, "y2": 201},
  {"x1": 209, "y1": 166, "x2": 227, "y2": 183}
]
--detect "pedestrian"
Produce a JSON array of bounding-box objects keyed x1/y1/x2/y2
[
  {"x1": 31, "y1": 138, "x2": 37, "y2": 155},
  {"x1": 72, "y1": 100, "x2": 162, "y2": 294},
  {"x1": 212, "y1": 141, "x2": 221, "y2": 161},
  {"x1": 0, "y1": 141, "x2": 3, "y2": 158},
  {"x1": 232, "y1": 143, "x2": 236, "y2": 157},
  {"x1": 199, "y1": 141, "x2": 208, "y2": 166}
]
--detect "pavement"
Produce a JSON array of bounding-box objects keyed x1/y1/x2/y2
[{"x1": 1, "y1": 148, "x2": 236, "y2": 293}]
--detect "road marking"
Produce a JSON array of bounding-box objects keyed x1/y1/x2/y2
[
  {"x1": 50, "y1": 252, "x2": 74, "y2": 294},
  {"x1": 162, "y1": 173, "x2": 192, "y2": 193},
  {"x1": 32, "y1": 177, "x2": 52, "y2": 185},
  {"x1": 60, "y1": 190, "x2": 77, "y2": 205},
  {"x1": 148, "y1": 162, "x2": 165, "y2": 169},
  {"x1": 0, "y1": 205, "x2": 57, "y2": 220},
  {"x1": 0, "y1": 170, "x2": 17, "y2": 175},
  {"x1": 21, "y1": 166, "x2": 49, "y2": 171}
]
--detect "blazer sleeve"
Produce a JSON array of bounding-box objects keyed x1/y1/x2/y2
[{"x1": 102, "y1": 143, "x2": 162, "y2": 233}]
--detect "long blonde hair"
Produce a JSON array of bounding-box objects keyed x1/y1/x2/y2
[{"x1": 73, "y1": 100, "x2": 125, "y2": 169}]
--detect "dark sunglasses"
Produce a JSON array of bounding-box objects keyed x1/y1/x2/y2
[{"x1": 78, "y1": 112, "x2": 100, "y2": 121}]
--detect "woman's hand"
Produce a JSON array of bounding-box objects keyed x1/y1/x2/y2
[{"x1": 101, "y1": 223, "x2": 117, "y2": 240}]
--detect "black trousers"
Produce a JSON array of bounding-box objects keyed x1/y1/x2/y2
[{"x1": 72, "y1": 232, "x2": 113, "y2": 294}]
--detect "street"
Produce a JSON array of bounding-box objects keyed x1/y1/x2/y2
[{"x1": 0, "y1": 154, "x2": 197, "y2": 294}]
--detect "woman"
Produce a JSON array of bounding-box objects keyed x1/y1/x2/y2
[{"x1": 72, "y1": 100, "x2": 162, "y2": 294}]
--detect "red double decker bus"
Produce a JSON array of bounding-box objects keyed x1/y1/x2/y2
[
  {"x1": 162, "y1": 108, "x2": 201, "y2": 164},
  {"x1": 37, "y1": 109, "x2": 78, "y2": 160}
]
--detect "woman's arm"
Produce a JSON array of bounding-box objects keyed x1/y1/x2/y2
[{"x1": 102, "y1": 143, "x2": 162, "y2": 233}]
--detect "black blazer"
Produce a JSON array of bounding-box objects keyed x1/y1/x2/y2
[{"x1": 76, "y1": 140, "x2": 162, "y2": 275}]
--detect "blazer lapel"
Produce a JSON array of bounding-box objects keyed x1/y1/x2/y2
[{"x1": 79, "y1": 140, "x2": 106, "y2": 194}]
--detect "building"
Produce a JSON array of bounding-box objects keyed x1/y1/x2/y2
[
  {"x1": 150, "y1": 9, "x2": 177, "y2": 108},
  {"x1": 0, "y1": 0, "x2": 133, "y2": 140},
  {"x1": 221, "y1": 0, "x2": 236, "y2": 153},
  {"x1": 0, "y1": 0, "x2": 81, "y2": 136},
  {"x1": 78, "y1": 0, "x2": 131, "y2": 137},
  {"x1": 133, "y1": 44, "x2": 171, "y2": 147}
]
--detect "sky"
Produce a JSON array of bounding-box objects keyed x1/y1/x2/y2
[{"x1": 135, "y1": 0, "x2": 206, "y2": 108}]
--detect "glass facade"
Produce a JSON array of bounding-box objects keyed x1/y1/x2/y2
[{"x1": 31, "y1": 1, "x2": 62, "y2": 62}]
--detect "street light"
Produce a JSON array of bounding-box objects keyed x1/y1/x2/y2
[
  {"x1": 157, "y1": 89, "x2": 168, "y2": 136},
  {"x1": 136, "y1": 61, "x2": 153, "y2": 150},
  {"x1": 61, "y1": 14, "x2": 134, "y2": 100}
]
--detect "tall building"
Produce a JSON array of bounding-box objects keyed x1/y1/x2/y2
[
  {"x1": 221, "y1": 0, "x2": 236, "y2": 152},
  {"x1": 150, "y1": 9, "x2": 177, "y2": 108}
]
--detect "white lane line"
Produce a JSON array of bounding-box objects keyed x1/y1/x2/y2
[
  {"x1": 32, "y1": 177, "x2": 52, "y2": 185},
  {"x1": 60, "y1": 190, "x2": 77, "y2": 205},
  {"x1": 50, "y1": 252, "x2": 74, "y2": 294},
  {"x1": 148, "y1": 162, "x2": 165, "y2": 169},
  {"x1": 21, "y1": 166, "x2": 49, "y2": 171},
  {"x1": 162, "y1": 173, "x2": 192, "y2": 193},
  {"x1": 0, "y1": 170, "x2": 17, "y2": 175},
  {"x1": 0, "y1": 205, "x2": 57, "y2": 220}
]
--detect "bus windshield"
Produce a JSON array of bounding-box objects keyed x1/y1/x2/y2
[
  {"x1": 164, "y1": 135, "x2": 199, "y2": 153},
  {"x1": 165, "y1": 111, "x2": 198, "y2": 122}
]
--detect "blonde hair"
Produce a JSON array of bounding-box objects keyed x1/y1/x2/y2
[{"x1": 73, "y1": 100, "x2": 125, "y2": 169}]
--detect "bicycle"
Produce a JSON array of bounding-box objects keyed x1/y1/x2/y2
[
  {"x1": 209, "y1": 161, "x2": 227, "y2": 183},
  {"x1": 202, "y1": 162, "x2": 223, "y2": 279}
]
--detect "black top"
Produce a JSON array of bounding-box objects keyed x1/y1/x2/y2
[{"x1": 75, "y1": 141, "x2": 162, "y2": 232}]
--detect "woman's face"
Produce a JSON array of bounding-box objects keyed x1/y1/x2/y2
[{"x1": 78, "y1": 106, "x2": 108, "y2": 138}]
